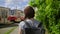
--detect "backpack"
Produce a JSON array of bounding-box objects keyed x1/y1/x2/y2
[{"x1": 24, "y1": 21, "x2": 45, "y2": 34}]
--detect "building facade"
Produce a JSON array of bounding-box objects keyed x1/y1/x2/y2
[
  {"x1": 0, "y1": 7, "x2": 10, "y2": 24},
  {"x1": 0, "y1": 7, "x2": 23, "y2": 24}
]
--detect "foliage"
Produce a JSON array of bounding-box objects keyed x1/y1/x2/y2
[{"x1": 29, "y1": 0, "x2": 60, "y2": 34}]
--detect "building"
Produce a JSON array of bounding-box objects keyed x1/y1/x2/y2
[
  {"x1": 0, "y1": 6, "x2": 23, "y2": 24},
  {"x1": 9, "y1": 9, "x2": 23, "y2": 17},
  {"x1": 0, "y1": 7, "x2": 10, "y2": 18},
  {"x1": 0, "y1": 6, "x2": 10, "y2": 24},
  {"x1": 8, "y1": 9, "x2": 23, "y2": 22}
]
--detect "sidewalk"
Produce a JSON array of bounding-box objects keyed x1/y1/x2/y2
[
  {"x1": 0, "y1": 27, "x2": 15, "y2": 34},
  {"x1": 0, "y1": 23, "x2": 19, "y2": 34},
  {"x1": 10, "y1": 27, "x2": 18, "y2": 34}
]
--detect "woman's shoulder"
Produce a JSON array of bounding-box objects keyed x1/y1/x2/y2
[
  {"x1": 34, "y1": 19, "x2": 40, "y2": 23},
  {"x1": 33, "y1": 19, "x2": 42, "y2": 25},
  {"x1": 18, "y1": 21, "x2": 27, "y2": 29},
  {"x1": 19, "y1": 21, "x2": 25, "y2": 26}
]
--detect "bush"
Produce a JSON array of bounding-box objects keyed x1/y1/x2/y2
[{"x1": 29, "y1": 0, "x2": 60, "y2": 34}]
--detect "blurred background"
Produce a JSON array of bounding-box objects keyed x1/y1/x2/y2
[
  {"x1": 0, "y1": 0, "x2": 29, "y2": 24},
  {"x1": 0, "y1": 0, "x2": 60, "y2": 34}
]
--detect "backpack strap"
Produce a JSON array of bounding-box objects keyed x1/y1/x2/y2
[
  {"x1": 24, "y1": 21, "x2": 32, "y2": 28},
  {"x1": 38, "y1": 22, "x2": 43, "y2": 27},
  {"x1": 38, "y1": 22, "x2": 45, "y2": 34}
]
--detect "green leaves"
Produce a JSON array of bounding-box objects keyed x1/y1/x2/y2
[{"x1": 29, "y1": 0, "x2": 60, "y2": 34}]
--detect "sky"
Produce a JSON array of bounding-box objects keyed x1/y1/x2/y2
[{"x1": 0, "y1": 0, "x2": 29, "y2": 10}]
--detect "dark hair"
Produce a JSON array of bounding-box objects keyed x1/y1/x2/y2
[{"x1": 24, "y1": 6, "x2": 35, "y2": 19}]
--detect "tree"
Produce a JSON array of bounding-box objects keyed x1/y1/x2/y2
[{"x1": 29, "y1": 0, "x2": 60, "y2": 34}]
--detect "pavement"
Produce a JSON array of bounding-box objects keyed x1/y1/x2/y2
[
  {"x1": 0, "y1": 27, "x2": 15, "y2": 34},
  {"x1": 0, "y1": 23, "x2": 19, "y2": 34},
  {"x1": 10, "y1": 27, "x2": 18, "y2": 34}
]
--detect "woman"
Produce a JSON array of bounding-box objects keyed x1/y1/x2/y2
[{"x1": 18, "y1": 6, "x2": 40, "y2": 34}]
